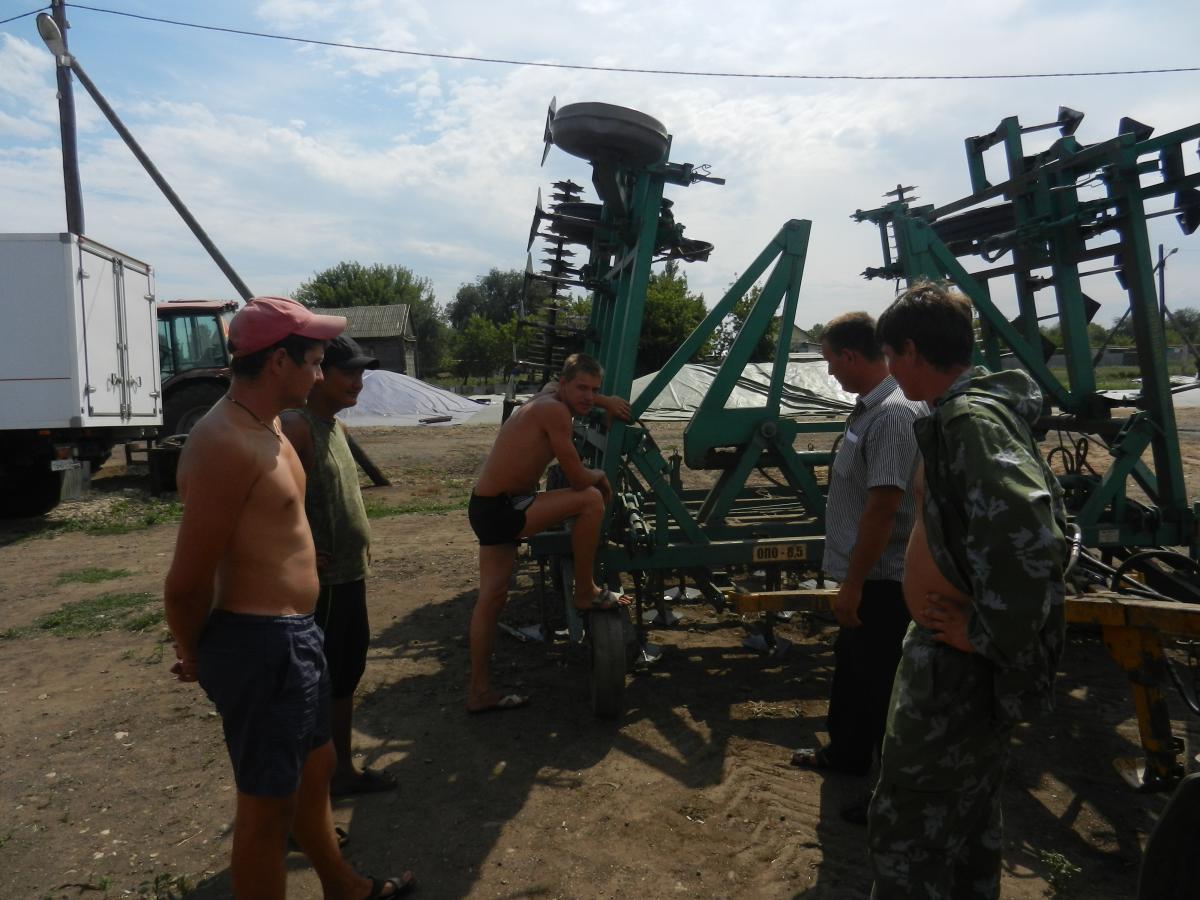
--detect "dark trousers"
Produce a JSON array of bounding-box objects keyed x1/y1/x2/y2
[{"x1": 826, "y1": 579, "x2": 911, "y2": 773}]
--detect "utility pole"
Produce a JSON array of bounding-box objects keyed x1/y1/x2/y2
[
  {"x1": 1157, "y1": 244, "x2": 1178, "y2": 317},
  {"x1": 38, "y1": 12, "x2": 254, "y2": 302},
  {"x1": 51, "y1": 0, "x2": 85, "y2": 235}
]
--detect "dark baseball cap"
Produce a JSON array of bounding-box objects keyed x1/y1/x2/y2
[{"x1": 323, "y1": 334, "x2": 379, "y2": 370}]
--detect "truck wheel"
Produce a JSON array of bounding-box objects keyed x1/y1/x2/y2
[
  {"x1": 162, "y1": 383, "x2": 226, "y2": 437},
  {"x1": 0, "y1": 467, "x2": 63, "y2": 518}
]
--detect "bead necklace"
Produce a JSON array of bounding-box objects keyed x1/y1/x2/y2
[{"x1": 226, "y1": 395, "x2": 282, "y2": 441}]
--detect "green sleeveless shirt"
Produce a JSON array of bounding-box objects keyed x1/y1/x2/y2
[{"x1": 297, "y1": 408, "x2": 370, "y2": 585}]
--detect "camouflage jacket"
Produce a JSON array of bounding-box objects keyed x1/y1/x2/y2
[{"x1": 915, "y1": 366, "x2": 1067, "y2": 726}]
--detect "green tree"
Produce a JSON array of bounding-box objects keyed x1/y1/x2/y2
[
  {"x1": 293, "y1": 261, "x2": 449, "y2": 378},
  {"x1": 636, "y1": 261, "x2": 710, "y2": 376},
  {"x1": 294, "y1": 261, "x2": 432, "y2": 308},
  {"x1": 1103, "y1": 311, "x2": 1136, "y2": 347},
  {"x1": 711, "y1": 283, "x2": 782, "y2": 362},
  {"x1": 1166, "y1": 306, "x2": 1200, "y2": 348},
  {"x1": 453, "y1": 314, "x2": 516, "y2": 383},
  {"x1": 449, "y1": 269, "x2": 548, "y2": 330},
  {"x1": 1039, "y1": 322, "x2": 1108, "y2": 349}
]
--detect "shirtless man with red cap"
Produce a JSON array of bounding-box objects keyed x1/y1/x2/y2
[{"x1": 164, "y1": 296, "x2": 414, "y2": 898}]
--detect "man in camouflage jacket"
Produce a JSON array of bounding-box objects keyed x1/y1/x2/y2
[{"x1": 867, "y1": 282, "x2": 1067, "y2": 899}]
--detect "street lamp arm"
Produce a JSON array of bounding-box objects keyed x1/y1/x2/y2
[{"x1": 35, "y1": 12, "x2": 254, "y2": 302}]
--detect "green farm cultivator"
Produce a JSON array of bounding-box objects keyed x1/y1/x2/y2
[{"x1": 520, "y1": 100, "x2": 850, "y2": 716}]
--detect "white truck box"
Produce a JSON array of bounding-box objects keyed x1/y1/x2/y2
[{"x1": 0, "y1": 233, "x2": 162, "y2": 429}]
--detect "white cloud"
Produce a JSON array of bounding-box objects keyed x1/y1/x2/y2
[
  {"x1": 0, "y1": 0, "x2": 1195, "y2": 325},
  {"x1": 0, "y1": 108, "x2": 53, "y2": 141}
]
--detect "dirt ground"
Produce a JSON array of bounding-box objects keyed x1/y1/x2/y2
[{"x1": 3, "y1": 412, "x2": 1200, "y2": 899}]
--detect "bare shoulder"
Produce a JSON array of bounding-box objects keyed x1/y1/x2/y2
[
  {"x1": 279, "y1": 409, "x2": 312, "y2": 444},
  {"x1": 177, "y1": 407, "x2": 261, "y2": 499},
  {"x1": 279, "y1": 408, "x2": 307, "y2": 430},
  {"x1": 527, "y1": 393, "x2": 570, "y2": 426}
]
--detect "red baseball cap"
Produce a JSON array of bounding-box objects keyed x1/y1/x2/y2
[{"x1": 228, "y1": 296, "x2": 346, "y2": 357}]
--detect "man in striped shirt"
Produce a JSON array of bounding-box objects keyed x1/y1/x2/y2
[{"x1": 791, "y1": 312, "x2": 925, "y2": 822}]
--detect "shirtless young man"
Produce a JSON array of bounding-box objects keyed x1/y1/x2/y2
[
  {"x1": 164, "y1": 296, "x2": 413, "y2": 899},
  {"x1": 866, "y1": 283, "x2": 1067, "y2": 900},
  {"x1": 466, "y1": 352, "x2": 630, "y2": 714}
]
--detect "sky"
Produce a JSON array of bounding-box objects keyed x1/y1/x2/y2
[{"x1": 1, "y1": 0, "x2": 1198, "y2": 331}]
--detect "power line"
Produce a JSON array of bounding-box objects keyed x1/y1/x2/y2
[
  {"x1": 0, "y1": 6, "x2": 46, "y2": 27},
  {"x1": 62, "y1": 3, "x2": 1200, "y2": 82}
]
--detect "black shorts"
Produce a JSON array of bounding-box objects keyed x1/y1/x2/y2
[
  {"x1": 468, "y1": 491, "x2": 536, "y2": 546},
  {"x1": 197, "y1": 610, "x2": 331, "y2": 797},
  {"x1": 315, "y1": 580, "x2": 369, "y2": 700}
]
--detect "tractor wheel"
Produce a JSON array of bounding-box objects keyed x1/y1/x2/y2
[
  {"x1": 589, "y1": 607, "x2": 627, "y2": 719},
  {"x1": 162, "y1": 382, "x2": 226, "y2": 438},
  {"x1": 0, "y1": 466, "x2": 63, "y2": 518}
]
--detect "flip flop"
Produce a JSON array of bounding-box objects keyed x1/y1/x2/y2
[
  {"x1": 364, "y1": 871, "x2": 416, "y2": 898},
  {"x1": 467, "y1": 693, "x2": 530, "y2": 715},
  {"x1": 331, "y1": 767, "x2": 397, "y2": 798}
]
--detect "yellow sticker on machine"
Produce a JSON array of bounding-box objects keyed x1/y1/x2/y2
[{"x1": 752, "y1": 543, "x2": 808, "y2": 563}]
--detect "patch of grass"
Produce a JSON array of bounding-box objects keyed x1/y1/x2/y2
[
  {"x1": 55, "y1": 567, "x2": 132, "y2": 585},
  {"x1": 59, "y1": 874, "x2": 113, "y2": 894},
  {"x1": 1057, "y1": 363, "x2": 1196, "y2": 391},
  {"x1": 61, "y1": 498, "x2": 183, "y2": 536},
  {"x1": 364, "y1": 498, "x2": 468, "y2": 519},
  {"x1": 4, "y1": 498, "x2": 183, "y2": 547},
  {"x1": 140, "y1": 642, "x2": 166, "y2": 666},
  {"x1": 743, "y1": 700, "x2": 800, "y2": 719},
  {"x1": 1037, "y1": 848, "x2": 1081, "y2": 895},
  {"x1": 137, "y1": 872, "x2": 191, "y2": 899},
  {"x1": 124, "y1": 608, "x2": 167, "y2": 633},
  {"x1": 3, "y1": 591, "x2": 160, "y2": 639},
  {"x1": 1091, "y1": 366, "x2": 1144, "y2": 390}
]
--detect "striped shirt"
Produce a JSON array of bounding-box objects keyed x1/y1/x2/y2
[{"x1": 821, "y1": 374, "x2": 926, "y2": 583}]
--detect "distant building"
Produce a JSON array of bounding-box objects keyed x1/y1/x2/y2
[
  {"x1": 310, "y1": 304, "x2": 418, "y2": 375},
  {"x1": 789, "y1": 323, "x2": 820, "y2": 354}
]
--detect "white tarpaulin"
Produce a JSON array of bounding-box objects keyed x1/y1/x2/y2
[
  {"x1": 336, "y1": 361, "x2": 853, "y2": 428},
  {"x1": 336, "y1": 370, "x2": 489, "y2": 427},
  {"x1": 631, "y1": 361, "x2": 854, "y2": 421}
]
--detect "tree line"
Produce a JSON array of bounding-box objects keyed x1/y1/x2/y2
[
  {"x1": 1038, "y1": 308, "x2": 1200, "y2": 354},
  {"x1": 291, "y1": 260, "x2": 798, "y2": 382},
  {"x1": 294, "y1": 259, "x2": 1196, "y2": 383}
]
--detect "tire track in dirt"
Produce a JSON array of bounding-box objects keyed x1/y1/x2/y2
[{"x1": 698, "y1": 751, "x2": 873, "y2": 896}]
